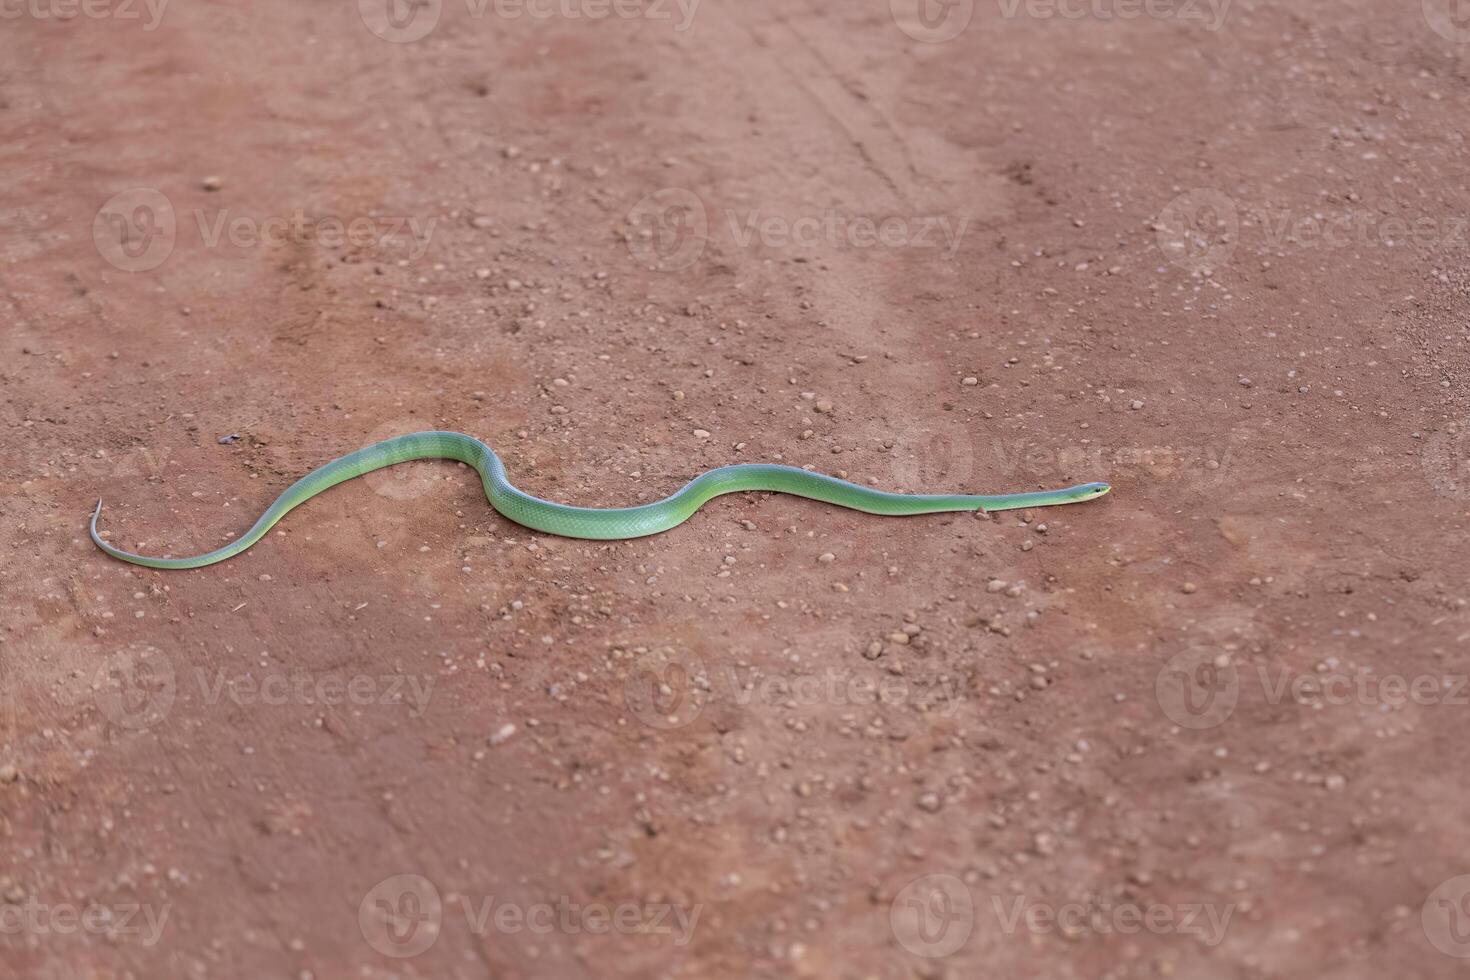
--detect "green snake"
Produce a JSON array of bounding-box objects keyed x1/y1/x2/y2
[{"x1": 90, "y1": 431, "x2": 1111, "y2": 569}]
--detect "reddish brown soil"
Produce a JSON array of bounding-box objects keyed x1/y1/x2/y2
[{"x1": 5, "y1": 1, "x2": 1470, "y2": 977}]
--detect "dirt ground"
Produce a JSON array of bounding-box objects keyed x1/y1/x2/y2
[{"x1": 4, "y1": 0, "x2": 1470, "y2": 977}]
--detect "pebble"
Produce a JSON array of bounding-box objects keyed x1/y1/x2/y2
[
  {"x1": 814, "y1": 400, "x2": 834, "y2": 414},
  {"x1": 0, "y1": 764, "x2": 17, "y2": 784},
  {"x1": 917, "y1": 792, "x2": 942, "y2": 813},
  {"x1": 201, "y1": 175, "x2": 223, "y2": 191},
  {"x1": 962, "y1": 377, "x2": 979, "y2": 386},
  {"x1": 817, "y1": 552, "x2": 836, "y2": 564},
  {"x1": 1130, "y1": 400, "x2": 1144, "y2": 410},
  {"x1": 489, "y1": 723, "x2": 517, "y2": 746},
  {"x1": 1182, "y1": 582, "x2": 1198, "y2": 594}
]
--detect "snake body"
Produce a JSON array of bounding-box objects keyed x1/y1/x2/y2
[{"x1": 90, "y1": 431, "x2": 1110, "y2": 569}]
